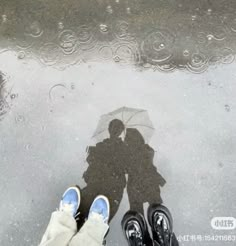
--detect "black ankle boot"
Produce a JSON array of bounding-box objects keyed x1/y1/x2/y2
[{"x1": 122, "y1": 211, "x2": 152, "y2": 246}]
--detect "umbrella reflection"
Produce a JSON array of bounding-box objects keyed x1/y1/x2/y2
[{"x1": 93, "y1": 106, "x2": 155, "y2": 143}]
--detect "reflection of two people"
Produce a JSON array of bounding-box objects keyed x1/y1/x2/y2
[{"x1": 81, "y1": 119, "x2": 166, "y2": 221}]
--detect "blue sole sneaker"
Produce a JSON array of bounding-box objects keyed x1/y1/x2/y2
[{"x1": 59, "y1": 186, "x2": 81, "y2": 218}]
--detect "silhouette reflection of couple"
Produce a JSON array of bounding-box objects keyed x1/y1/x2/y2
[{"x1": 80, "y1": 119, "x2": 166, "y2": 221}]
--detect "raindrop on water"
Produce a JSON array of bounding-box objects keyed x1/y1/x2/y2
[
  {"x1": 24, "y1": 144, "x2": 32, "y2": 150},
  {"x1": 15, "y1": 114, "x2": 25, "y2": 123},
  {"x1": 183, "y1": 49, "x2": 190, "y2": 57},
  {"x1": 100, "y1": 24, "x2": 108, "y2": 33},
  {"x1": 99, "y1": 46, "x2": 113, "y2": 60},
  {"x1": 114, "y1": 56, "x2": 120, "y2": 62},
  {"x1": 58, "y1": 22, "x2": 64, "y2": 30},
  {"x1": 49, "y1": 84, "x2": 69, "y2": 102},
  {"x1": 10, "y1": 94, "x2": 18, "y2": 99},
  {"x1": 220, "y1": 47, "x2": 235, "y2": 64},
  {"x1": 39, "y1": 43, "x2": 61, "y2": 66},
  {"x1": 126, "y1": 7, "x2": 131, "y2": 14},
  {"x1": 114, "y1": 44, "x2": 138, "y2": 64},
  {"x1": 17, "y1": 51, "x2": 25, "y2": 59},
  {"x1": 2, "y1": 14, "x2": 7, "y2": 23},
  {"x1": 192, "y1": 54, "x2": 203, "y2": 64},
  {"x1": 28, "y1": 21, "x2": 43, "y2": 37},
  {"x1": 114, "y1": 21, "x2": 133, "y2": 40},
  {"x1": 207, "y1": 9, "x2": 212, "y2": 14},
  {"x1": 76, "y1": 25, "x2": 96, "y2": 51},
  {"x1": 58, "y1": 30, "x2": 77, "y2": 55},
  {"x1": 224, "y1": 104, "x2": 230, "y2": 112},
  {"x1": 142, "y1": 29, "x2": 174, "y2": 64},
  {"x1": 159, "y1": 43, "x2": 165, "y2": 49},
  {"x1": 16, "y1": 36, "x2": 33, "y2": 49},
  {"x1": 153, "y1": 40, "x2": 165, "y2": 51},
  {"x1": 187, "y1": 52, "x2": 208, "y2": 73},
  {"x1": 106, "y1": 5, "x2": 113, "y2": 14},
  {"x1": 71, "y1": 83, "x2": 75, "y2": 90},
  {"x1": 77, "y1": 25, "x2": 92, "y2": 43},
  {"x1": 207, "y1": 34, "x2": 213, "y2": 41}
]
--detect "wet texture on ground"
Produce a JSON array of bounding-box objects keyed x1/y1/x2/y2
[
  {"x1": 1, "y1": 0, "x2": 236, "y2": 72},
  {"x1": 0, "y1": 0, "x2": 236, "y2": 245}
]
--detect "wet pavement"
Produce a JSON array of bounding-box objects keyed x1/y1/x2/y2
[{"x1": 0, "y1": 0, "x2": 236, "y2": 245}]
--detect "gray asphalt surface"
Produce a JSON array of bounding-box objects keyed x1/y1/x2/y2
[{"x1": 0, "y1": 0, "x2": 236, "y2": 245}]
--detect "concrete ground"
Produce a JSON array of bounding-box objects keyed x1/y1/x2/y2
[{"x1": 0, "y1": 0, "x2": 236, "y2": 245}]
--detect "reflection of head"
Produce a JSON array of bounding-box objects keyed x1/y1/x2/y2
[
  {"x1": 125, "y1": 128, "x2": 145, "y2": 145},
  {"x1": 108, "y1": 119, "x2": 125, "y2": 138}
]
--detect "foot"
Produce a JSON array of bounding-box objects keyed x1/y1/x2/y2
[
  {"x1": 59, "y1": 186, "x2": 81, "y2": 218},
  {"x1": 121, "y1": 211, "x2": 151, "y2": 246},
  {"x1": 88, "y1": 195, "x2": 110, "y2": 224},
  {"x1": 148, "y1": 204, "x2": 178, "y2": 246}
]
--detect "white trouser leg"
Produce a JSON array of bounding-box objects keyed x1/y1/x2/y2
[
  {"x1": 69, "y1": 216, "x2": 109, "y2": 246},
  {"x1": 39, "y1": 211, "x2": 77, "y2": 246}
]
